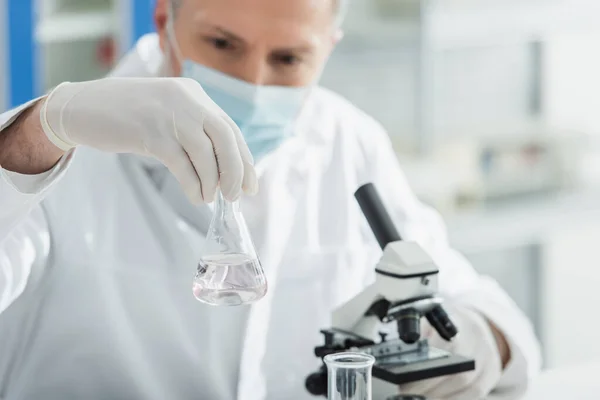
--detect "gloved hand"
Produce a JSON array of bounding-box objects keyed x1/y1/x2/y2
[
  {"x1": 400, "y1": 305, "x2": 503, "y2": 400},
  {"x1": 40, "y1": 77, "x2": 257, "y2": 203}
]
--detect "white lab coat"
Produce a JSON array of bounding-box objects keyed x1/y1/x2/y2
[{"x1": 0, "y1": 34, "x2": 540, "y2": 400}]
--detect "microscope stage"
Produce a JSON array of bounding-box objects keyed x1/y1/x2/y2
[{"x1": 373, "y1": 354, "x2": 475, "y2": 384}]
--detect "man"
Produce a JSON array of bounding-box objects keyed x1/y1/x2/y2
[{"x1": 0, "y1": 0, "x2": 540, "y2": 399}]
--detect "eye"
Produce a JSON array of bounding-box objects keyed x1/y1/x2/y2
[
  {"x1": 207, "y1": 37, "x2": 233, "y2": 50},
  {"x1": 272, "y1": 53, "x2": 301, "y2": 66}
]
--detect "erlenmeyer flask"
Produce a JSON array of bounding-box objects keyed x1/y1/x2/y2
[{"x1": 192, "y1": 190, "x2": 267, "y2": 306}]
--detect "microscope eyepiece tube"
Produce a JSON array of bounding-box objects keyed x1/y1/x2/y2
[
  {"x1": 425, "y1": 305, "x2": 458, "y2": 341},
  {"x1": 354, "y1": 183, "x2": 402, "y2": 249}
]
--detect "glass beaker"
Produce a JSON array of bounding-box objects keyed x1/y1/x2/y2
[
  {"x1": 324, "y1": 352, "x2": 375, "y2": 400},
  {"x1": 192, "y1": 190, "x2": 267, "y2": 306}
]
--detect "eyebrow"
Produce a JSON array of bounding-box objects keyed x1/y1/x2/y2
[
  {"x1": 209, "y1": 26, "x2": 246, "y2": 44},
  {"x1": 272, "y1": 46, "x2": 314, "y2": 55},
  {"x1": 206, "y1": 24, "x2": 316, "y2": 54}
]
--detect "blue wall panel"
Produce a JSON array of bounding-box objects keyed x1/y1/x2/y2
[
  {"x1": 132, "y1": 0, "x2": 155, "y2": 45},
  {"x1": 7, "y1": 0, "x2": 37, "y2": 107}
]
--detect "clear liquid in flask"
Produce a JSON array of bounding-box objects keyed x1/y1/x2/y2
[
  {"x1": 193, "y1": 253, "x2": 267, "y2": 306},
  {"x1": 192, "y1": 189, "x2": 268, "y2": 306}
]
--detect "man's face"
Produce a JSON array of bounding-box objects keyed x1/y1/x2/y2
[{"x1": 156, "y1": 0, "x2": 340, "y2": 87}]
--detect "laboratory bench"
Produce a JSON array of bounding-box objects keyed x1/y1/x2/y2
[
  {"x1": 524, "y1": 361, "x2": 600, "y2": 400},
  {"x1": 443, "y1": 188, "x2": 600, "y2": 371}
]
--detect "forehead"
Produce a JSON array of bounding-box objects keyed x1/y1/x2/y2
[{"x1": 182, "y1": 0, "x2": 335, "y2": 36}]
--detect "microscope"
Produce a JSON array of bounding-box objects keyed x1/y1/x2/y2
[{"x1": 305, "y1": 183, "x2": 475, "y2": 398}]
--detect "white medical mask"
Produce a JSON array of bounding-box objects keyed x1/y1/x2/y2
[
  {"x1": 166, "y1": 18, "x2": 311, "y2": 161},
  {"x1": 181, "y1": 62, "x2": 310, "y2": 161}
]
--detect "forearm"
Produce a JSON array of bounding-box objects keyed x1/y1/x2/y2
[{"x1": 0, "y1": 98, "x2": 65, "y2": 174}]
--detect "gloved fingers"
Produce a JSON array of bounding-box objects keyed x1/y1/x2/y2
[
  {"x1": 202, "y1": 115, "x2": 244, "y2": 201},
  {"x1": 241, "y1": 161, "x2": 258, "y2": 196},
  {"x1": 146, "y1": 139, "x2": 203, "y2": 205},
  {"x1": 222, "y1": 116, "x2": 259, "y2": 196},
  {"x1": 221, "y1": 114, "x2": 254, "y2": 165},
  {"x1": 173, "y1": 112, "x2": 220, "y2": 204}
]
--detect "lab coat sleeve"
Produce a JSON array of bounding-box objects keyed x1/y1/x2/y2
[
  {"x1": 360, "y1": 123, "x2": 542, "y2": 398},
  {"x1": 0, "y1": 101, "x2": 74, "y2": 314}
]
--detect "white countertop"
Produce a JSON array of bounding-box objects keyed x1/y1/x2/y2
[{"x1": 524, "y1": 362, "x2": 600, "y2": 400}]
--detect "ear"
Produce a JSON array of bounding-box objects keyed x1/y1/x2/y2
[
  {"x1": 324, "y1": 28, "x2": 342, "y2": 57},
  {"x1": 154, "y1": 0, "x2": 169, "y2": 52},
  {"x1": 333, "y1": 28, "x2": 344, "y2": 44}
]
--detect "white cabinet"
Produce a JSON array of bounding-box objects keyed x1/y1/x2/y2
[
  {"x1": 37, "y1": 0, "x2": 115, "y2": 44},
  {"x1": 541, "y1": 221, "x2": 600, "y2": 368}
]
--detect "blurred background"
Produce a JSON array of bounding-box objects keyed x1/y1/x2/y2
[{"x1": 3, "y1": 0, "x2": 600, "y2": 370}]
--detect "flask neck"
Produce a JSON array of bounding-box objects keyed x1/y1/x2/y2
[{"x1": 214, "y1": 190, "x2": 240, "y2": 216}]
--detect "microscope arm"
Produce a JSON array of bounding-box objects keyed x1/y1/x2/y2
[{"x1": 331, "y1": 283, "x2": 383, "y2": 339}]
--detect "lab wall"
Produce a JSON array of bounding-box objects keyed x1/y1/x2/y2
[
  {"x1": 321, "y1": 41, "x2": 535, "y2": 150},
  {"x1": 463, "y1": 245, "x2": 541, "y2": 338},
  {"x1": 321, "y1": 41, "x2": 418, "y2": 145},
  {"x1": 545, "y1": 31, "x2": 600, "y2": 136}
]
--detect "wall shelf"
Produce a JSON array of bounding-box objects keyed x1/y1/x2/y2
[{"x1": 36, "y1": 10, "x2": 114, "y2": 43}]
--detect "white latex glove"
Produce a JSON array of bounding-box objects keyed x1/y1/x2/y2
[
  {"x1": 40, "y1": 77, "x2": 258, "y2": 203},
  {"x1": 400, "y1": 306, "x2": 503, "y2": 400}
]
